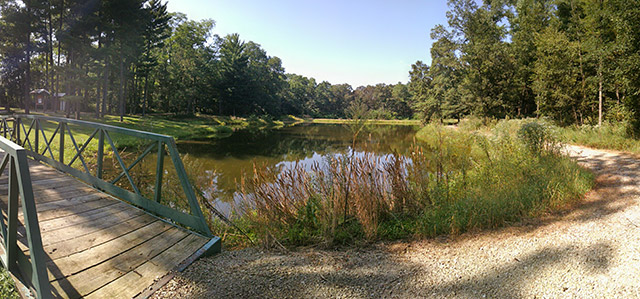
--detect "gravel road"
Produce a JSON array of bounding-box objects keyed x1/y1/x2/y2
[{"x1": 151, "y1": 145, "x2": 640, "y2": 298}]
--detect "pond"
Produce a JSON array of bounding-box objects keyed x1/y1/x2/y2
[{"x1": 174, "y1": 123, "x2": 419, "y2": 213}]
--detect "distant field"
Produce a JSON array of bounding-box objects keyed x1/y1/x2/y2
[{"x1": 310, "y1": 118, "x2": 421, "y2": 125}]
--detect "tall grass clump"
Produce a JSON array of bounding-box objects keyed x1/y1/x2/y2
[
  {"x1": 559, "y1": 121, "x2": 640, "y2": 153},
  {"x1": 238, "y1": 154, "x2": 412, "y2": 245},
  {"x1": 555, "y1": 103, "x2": 640, "y2": 152},
  {"x1": 237, "y1": 120, "x2": 593, "y2": 247}
]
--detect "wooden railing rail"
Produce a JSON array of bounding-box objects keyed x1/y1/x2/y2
[
  {"x1": 0, "y1": 115, "x2": 212, "y2": 237},
  {"x1": 0, "y1": 136, "x2": 51, "y2": 298}
]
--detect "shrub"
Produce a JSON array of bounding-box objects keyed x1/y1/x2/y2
[
  {"x1": 558, "y1": 121, "x2": 640, "y2": 153},
  {"x1": 235, "y1": 121, "x2": 593, "y2": 247},
  {"x1": 517, "y1": 121, "x2": 561, "y2": 156}
]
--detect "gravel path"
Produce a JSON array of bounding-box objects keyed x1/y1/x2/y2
[{"x1": 152, "y1": 145, "x2": 640, "y2": 298}]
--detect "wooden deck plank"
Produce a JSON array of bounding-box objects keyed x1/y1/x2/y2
[
  {"x1": 38, "y1": 208, "x2": 145, "y2": 247},
  {"x1": 26, "y1": 196, "x2": 119, "y2": 222},
  {"x1": 0, "y1": 176, "x2": 79, "y2": 189},
  {"x1": 16, "y1": 201, "x2": 139, "y2": 251},
  {"x1": 37, "y1": 202, "x2": 133, "y2": 233},
  {"x1": 0, "y1": 151, "x2": 216, "y2": 298},
  {"x1": 21, "y1": 213, "x2": 155, "y2": 259},
  {"x1": 22, "y1": 193, "x2": 107, "y2": 213},
  {"x1": 50, "y1": 227, "x2": 191, "y2": 298},
  {"x1": 15, "y1": 202, "x2": 141, "y2": 247},
  {"x1": 86, "y1": 234, "x2": 208, "y2": 299},
  {"x1": 0, "y1": 182, "x2": 98, "y2": 202},
  {"x1": 43, "y1": 215, "x2": 157, "y2": 261},
  {"x1": 0, "y1": 184, "x2": 96, "y2": 201},
  {"x1": 46, "y1": 220, "x2": 173, "y2": 280}
]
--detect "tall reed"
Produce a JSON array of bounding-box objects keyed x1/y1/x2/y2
[{"x1": 235, "y1": 120, "x2": 593, "y2": 247}]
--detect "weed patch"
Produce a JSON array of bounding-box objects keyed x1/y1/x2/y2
[{"x1": 231, "y1": 120, "x2": 593, "y2": 247}]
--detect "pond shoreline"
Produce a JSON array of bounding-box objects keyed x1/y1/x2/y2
[{"x1": 153, "y1": 144, "x2": 633, "y2": 299}]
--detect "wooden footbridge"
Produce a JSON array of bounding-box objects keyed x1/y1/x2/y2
[{"x1": 0, "y1": 115, "x2": 221, "y2": 298}]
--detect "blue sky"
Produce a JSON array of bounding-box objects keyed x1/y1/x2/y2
[{"x1": 166, "y1": 0, "x2": 450, "y2": 88}]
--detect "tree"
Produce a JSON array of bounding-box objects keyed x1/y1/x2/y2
[
  {"x1": 428, "y1": 25, "x2": 465, "y2": 121},
  {"x1": 155, "y1": 15, "x2": 214, "y2": 115},
  {"x1": 217, "y1": 33, "x2": 249, "y2": 116},
  {"x1": 138, "y1": 0, "x2": 170, "y2": 116},
  {"x1": 408, "y1": 61, "x2": 432, "y2": 121},
  {"x1": 509, "y1": 0, "x2": 554, "y2": 117},
  {"x1": 532, "y1": 27, "x2": 583, "y2": 125}
]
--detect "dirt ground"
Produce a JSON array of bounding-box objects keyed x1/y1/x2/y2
[{"x1": 151, "y1": 145, "x2": 640, "y2": 298}]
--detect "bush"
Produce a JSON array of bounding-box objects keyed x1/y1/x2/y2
[
  {"x1": 234, "y1": 120, "x2": 593, "y2": 247},
  {"x1": 559, "y1": 121, "x2": 640, "y2": 153},
  {"x1": 517, "y1": 121, "x2": 561, "y2": 156}
]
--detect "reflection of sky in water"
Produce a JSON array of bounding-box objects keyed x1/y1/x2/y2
[
  {"x1": 212, "y1": 149, "x2": 413, "y2": 217},
  {"x1": 275, "y1": 149, "x2": 401, "y2": 172},
  {"x1": 174, "y1": 124, "x2": 419, "y2": 216}
]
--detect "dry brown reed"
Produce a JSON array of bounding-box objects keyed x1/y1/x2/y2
[
  {"x1": 235, "y1": 120, "x2": 593, "y2": 247},
  {"x1": 239, "y1": 152, "x2": 420, "y2": 243}
]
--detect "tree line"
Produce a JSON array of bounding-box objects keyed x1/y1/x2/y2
[
  {"x1": 4, "y1": 0, "x2": 637, "y2": 125},
  {"x1": 410, "y1": 0, "x2": 640, "y2": 128},
  {"x1": 0, "y1": 0, "x2": 414, "y2": 120}
]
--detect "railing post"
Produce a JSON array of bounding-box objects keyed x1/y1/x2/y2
[
  {"x1": 155, "y1": 141, "x2": 164, "y2": 202},
  {"x1": 6, "y1": 157, "x2": 18, "y2": 271},
  {"x1": 59, "y1": 122, "x2": 65, "y2": 163},
  {"x1": 97, "y1": 129, "x2": 104, "y2": 179},
  {"x1": 15, "y1": 118, "x2": 20, "y2": 146},
  {"x1": 34, "y1": 120, "x2": 39, "y2": 153},
  {"x1": 0, "y1": 115, "x2": 215, "y2": 237},
  {"x1": 166, "y1": 139, "x2": 212, "y2": 236},
  {"x1": 14, "y1": 149, "x2": 52, "y2": 298}
]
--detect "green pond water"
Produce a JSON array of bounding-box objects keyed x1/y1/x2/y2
[{"x1": 173, "y1": 123, "x2": 419, "y2": 212}]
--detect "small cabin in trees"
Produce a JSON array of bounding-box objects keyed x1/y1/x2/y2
[
  {"x1": 55, "y1": 93, "x2": 67, "y2": 111},
  {"x1": 30, "y1": 89, "x2": 50, "y2": 111}
]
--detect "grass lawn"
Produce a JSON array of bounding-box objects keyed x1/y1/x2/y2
[{"x1": 310, "y1": 118, "x2": 420, "y2": 125}]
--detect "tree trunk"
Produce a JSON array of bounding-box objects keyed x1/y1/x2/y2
[
  {"x1": 143, "y1": 74, "x2": 149, "y2": 116},
  {"x1": 102, "y1": 55, "x2": 109, "y2": 118},
  {"x1": 131, "y1": 65, "x2": 138, "y2": 114},
  {"x1": 24, "y1": 0, "x2": 32, "y2": 115},
  {"x1": 44, "y1": 15, "x2": 50, "y2": 112},
  {"x1": 56, "y1": 0, "x2": 64, "y2": 113},
  {"x1": 598, "y1": 59, "x2": 603, "y2": 126},
  {"x1": 119, "y1": 51, "x2": 125, "y2": 122},
  {"x1": 96, "y1": 77, "x2": 102, "y2": 118},
  {"x1": 578, "y1": 47, "x2": 587, "y2": 116},
  {"x1": 48, "y1": 0, "x2": 54, "y2": 110},
  {"x1": 96, "y1": 27, "x2": 102, "y2": 118}
]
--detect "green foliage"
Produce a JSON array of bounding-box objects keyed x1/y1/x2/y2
[
  {"x1": 559, "y1": 122, "x2": 640, "y2": 153},
  {"x1": 406, "y1": 0, "x2": 640, "y2": 128},
  {"x1": 517, "y1": 121, "x2": 560, "y2": 155},
  {"x1": 237, "y1": 121, "x2": 593, "y2": 247},
  {"x1": 2, "y1": 1, "x2": 417, "y2": 121},
  {"x1": 0, "y1": 268, "x2": 18, "y2": 299},
  {"x1": 344, "y1": 100, "x2": 371, "y2": 148}
]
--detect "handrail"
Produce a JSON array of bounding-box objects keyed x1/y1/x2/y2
[
  {"x1": 0, "y1": 136, "x2": 51, "y2": 298},
  {"x1": 0, "y1": 115, "x2": 212, "y2": 237}
]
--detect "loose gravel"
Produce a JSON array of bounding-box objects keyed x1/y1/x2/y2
[{"x1": 151, "y1": 145, "x2": 640, "y2": 298}]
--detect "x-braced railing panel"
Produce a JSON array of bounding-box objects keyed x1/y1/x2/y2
[
  {"x1": 0, "y1": 115, "x2": 212, "y2": 237},
  {"x1": 0, "y1": 136, "x2": 51, "y2": 298}
]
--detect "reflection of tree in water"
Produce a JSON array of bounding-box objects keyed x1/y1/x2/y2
[
  {"x1": 172, "y1": 124, "x2": 419, "y2": 211},
  {"x1": 178, "y1": 123, "x2": 419, "y2": 160}
]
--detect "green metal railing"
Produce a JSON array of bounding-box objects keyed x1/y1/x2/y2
[
  {"x1": 0, "y1": 115, "x2": 213, "y2": 237},
  {"x1": 0, "y1": 136, "x2": 50, "y2": 298}
]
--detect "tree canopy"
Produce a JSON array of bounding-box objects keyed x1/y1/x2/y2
[
  {"x1": 409, "y1": 0, "x2": 640, "y2": 128},
  {"x1": 2, "y1": 0, "x2": 639, "y2": 126}
]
